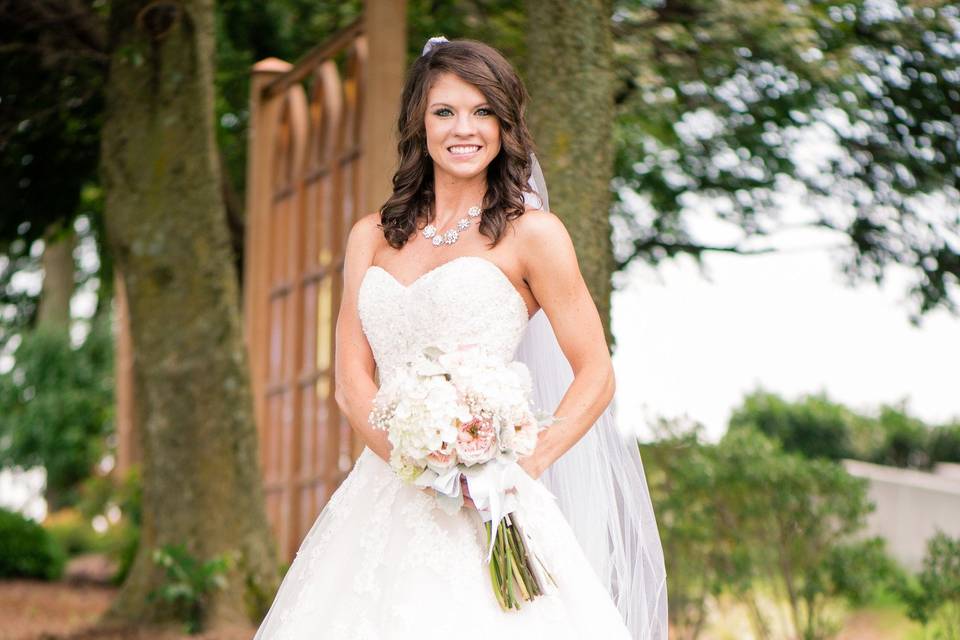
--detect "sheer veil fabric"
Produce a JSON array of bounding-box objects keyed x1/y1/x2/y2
[{"x1": 518, "y1": 153, "x2": 669, "y2": 639}]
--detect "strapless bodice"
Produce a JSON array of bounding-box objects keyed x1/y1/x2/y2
[{"x1": 357, "y1": 256, "x2": 529, "y2": 383}]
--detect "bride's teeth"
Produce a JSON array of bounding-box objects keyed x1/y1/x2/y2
[{"x1": 450, "y1": 146, "x2": 480, "y2": 154}]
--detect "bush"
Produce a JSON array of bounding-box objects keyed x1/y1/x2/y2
[
  {"x1": 869, "y1": 405, "x2": 931, "y2": 469},
  {"x1": 0, "y1": 318, "x2": 115, "y2": 510},
  {"x1": 823, "y1": 537, "x2": 904, "y2": 607},
  {"x1": 727, "y1": 390, "x2": 854, "y2": 460},
  {"x1": 149, "y1": 543, "x2": 235, "y2": 634},
  {"x1": 43, "y1": 507, "x2": 104, "y2": 556},
  {"x1": 0, "y1": 506, "x2": 66, "y2": 580},
  {"x1": 930, "y1": 424, "x2": 960, "y2": 464},
  {"x1": 76, "y1": 466, "x2": 142, "y2": 585},
  {"x1": 643, "y1": 421, "x2": 888, "y2": 640},
  {"x1": 901, "y1": 531, "x2": 960, "y2": 639}
]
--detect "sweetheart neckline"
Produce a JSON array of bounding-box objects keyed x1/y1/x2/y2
[{"x1": 362, "y1": 255, "x2": 533, "y2": 320}]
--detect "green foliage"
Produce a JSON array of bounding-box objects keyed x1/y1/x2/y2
[
  {"x1": 4, "y1": 0, "x2": 959, "y2": 326},
  {"x1": 73, "y1": 466, "x2": 142, "y2": 585},
  {"x1": 149, "y1": 544, "x2": 235, "y2": 635},
  {"x1": 108, "y1": 467, "x2": 143, "y2": 586},
  {"x1": 0, "y1": 316, "x2": 114, "y2": 510},
  {"x1": 823, "y1": 538, "x2": 905, "y2": 608},
  {"x1": 729, "y1": 390, "x2": 960, "y2": 469},
  {"x1": 0, "y1": 506, "x2": 66, "y2": 580},
  {"x1": 39, "y1": 467, "x2": 142, "y2": 591},
  {"x1": 728, "y1": 390, "x2": 855, "y2": 460},
  {"x1": 643, "y1": 420, "x2": 893, "y2": 639},
  {"x1": 869, "y1": 405, "x2": 932, "y2": 469},
  {"x1": 900, "y1": 532, "x2": 960, "y2": 639},
  {"x1": 43, "y1": 507, "x2": 107, "y2": 556},
  {"x1": 611, "y1": 0, "x2": 960, "y2": 317},
  {"x1": 929, "y1": 423, "x2": 960, "y2": 464},
  {"x1": 640, "y1": 420, "x2": 737, "y2": 637}
]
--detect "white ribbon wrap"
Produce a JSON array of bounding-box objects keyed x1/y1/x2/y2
[{"x1": 415, "y1": 458, "x2": 527, "y2": 561}]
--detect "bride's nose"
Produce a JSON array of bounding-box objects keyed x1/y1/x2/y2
[{"x1": 452, "y1": 112, "x2": 477, "y2": 136}]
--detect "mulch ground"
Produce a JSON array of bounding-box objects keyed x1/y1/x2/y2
[{"x1": 0, "y1": 555, "x2": 255, "y2": 640}]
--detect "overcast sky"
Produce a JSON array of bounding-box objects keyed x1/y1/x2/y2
[{"x1": 611, "y1": 230, "x2": 960, "y2": 441}]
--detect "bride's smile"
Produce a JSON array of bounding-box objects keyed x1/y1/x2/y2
[{"x1": 424, "y1": 72, "x2": 501, "y2": 181}]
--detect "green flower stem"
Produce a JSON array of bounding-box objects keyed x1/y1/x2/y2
[
  {"x1": 485, "y1": 521, "x2": 509, "y2": 611},
  {"x1": 485, "y1": 515, "x2": 551, "y2": 611},
  {"x1": 498, "y1": 520, "x2": 513, "y2": 608},
  {"x1": 507, "y1": 523, "x2": 538, "y2": 597}
]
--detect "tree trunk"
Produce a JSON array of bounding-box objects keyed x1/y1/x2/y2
[
  {"x1": 525, "y1": 0, "x2": 616, "y2": 347},
  {"x1": 37, "y1": 224, "x2": 76, "y2": 333},
  {"x1": 99, "y1": 0, "x2": 278, "y2": 629}
]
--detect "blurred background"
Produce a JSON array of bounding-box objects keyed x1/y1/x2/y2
[{"x1": 0, "y1": 1, "x2": 957, "y2": 638}]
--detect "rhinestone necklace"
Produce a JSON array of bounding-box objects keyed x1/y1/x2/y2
[{"x1": 422, "y1": 205, "x2": 482, "y2": 246}]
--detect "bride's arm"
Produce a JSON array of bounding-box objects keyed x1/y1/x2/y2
[
  {"x1": 515, "y1": 211, "x2": 616, "y2": 480},
  {"x1": 333, "y1": 213, "x2": 392, "y2": 464}
]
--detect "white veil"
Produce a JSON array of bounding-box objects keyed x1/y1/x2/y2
[{"x1": 519, "y1": 154, "x2": 669, "y2": 638}]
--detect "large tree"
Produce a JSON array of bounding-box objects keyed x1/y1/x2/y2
[
  {"x1": 524, "y1": 0, "x2": 618, "y2": 345},
  {"x1": 609, "y1": 0, "x2": 960, "y2": 320},
  {"x1": 99, "y1": 0, "x2": 277, "y2": 628}
]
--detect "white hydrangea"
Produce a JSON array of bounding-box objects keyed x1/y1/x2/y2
[{"x1": 369, "y1": 343, "x2": 549, "y2": 483}]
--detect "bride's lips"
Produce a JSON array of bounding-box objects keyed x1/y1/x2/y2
[{"x1": 447, "y1": 144, "x2": 482, "y2": 159}]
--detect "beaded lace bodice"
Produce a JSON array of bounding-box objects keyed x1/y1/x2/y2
[{"x1": 357, "y1": 255, "x2": 529, "y2": 383}]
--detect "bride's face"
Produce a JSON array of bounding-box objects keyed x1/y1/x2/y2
[{"x1": 424, "y1": 72, "x2": 501, "y2": 181}]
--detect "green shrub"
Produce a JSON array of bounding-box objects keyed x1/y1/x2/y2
[
  {"x1": 930, "y1": 424, "x2": 960, "y2": 464},
  {"x1": 823, "y1": 537, "x2": 905, "y2": 607},
  {"x1": 0, "y1": 506, "x2": 66, "y2": 580},
  {"x1": 0, "y1": 318, "x2": 115, "y2": 511},
  {"x1": 69, "y1": 465, "x2": 142, "y2": 585},
  {"x1": 43, "y1": 507, "x2": 104, "y2": 556},
  {"x1": 901, "y1": 532, "x2": 960, "y2": 639},
  {"x1": 869, "y1": 405, "x2": 931, "y2": 469},
  {"x1": 643, "y1": 420, "x2": 889, "y2": 640},
  {"x1": 727, "y1": 390, "x2": 854, "y2": 460},
  {"x1": 111, "y1": 522, "x2": 139, "y2": 586},
  {"x1": 149, "y1": 543, "x2": 234, "y2": 634}
]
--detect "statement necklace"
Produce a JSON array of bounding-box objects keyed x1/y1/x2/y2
[{"x1": 423, "y1": 205, "x2": 482, "y2": 246}]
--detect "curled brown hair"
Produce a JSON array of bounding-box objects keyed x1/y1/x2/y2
[{"x1": 378, "y1": 39, "x2": 537, "y2": 249}]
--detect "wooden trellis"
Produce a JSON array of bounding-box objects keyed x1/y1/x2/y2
[{"x1": 242, "y1": 9, "x2": 406, "y2": 561}]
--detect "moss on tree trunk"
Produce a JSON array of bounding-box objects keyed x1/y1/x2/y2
[
  {"x1": 525, "y1": 0, "x2": 617, "y2": 348},
  {"x1": 99, "y1": 0, "x2": 278, "y2": 629}
]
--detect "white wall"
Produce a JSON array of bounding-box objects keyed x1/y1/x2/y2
[{"x1": 843, "y1": 459, "x2": 960, "y2": 571}]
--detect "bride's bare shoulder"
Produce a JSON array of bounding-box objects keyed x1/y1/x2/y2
[
  {"x1": 514, "y1": 208, "x2": 571, "y2": 245},
  {"x1": 348, "y1": 212, "x2": 386, "y2": 246},
  {"x1": 510, "y1": 209, "x2": 577, "y2": 278},
  {"x1": 344, "y1": 212, "x2": 387, "y2": 267},
  {"x1": 351, "y1": 212, "x2": 383, "y2": 237}
]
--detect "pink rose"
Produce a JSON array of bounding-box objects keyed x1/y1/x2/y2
[
  {"x1": 455, "y1": 416, "x2": 498, "y2": 465},
  {"x1": 426, "y1": 444, "x2": 458, "y2": 471}
]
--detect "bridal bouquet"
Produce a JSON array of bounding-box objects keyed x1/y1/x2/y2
[{"x1": 369, "y1": 343, "x2": 558, "y2": 610}]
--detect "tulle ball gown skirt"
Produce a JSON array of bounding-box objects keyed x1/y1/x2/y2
[{"x1": 253, "y1": 447, "x2": 632, "y2": 639}]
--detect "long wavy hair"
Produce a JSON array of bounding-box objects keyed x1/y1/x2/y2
[{"x1": 378, "y1": 39, "x2": 537, "y2": 249}]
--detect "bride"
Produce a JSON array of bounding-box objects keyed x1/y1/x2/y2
[{"x1": 253, "y1": 37, "x2": 667, "y2": 639}]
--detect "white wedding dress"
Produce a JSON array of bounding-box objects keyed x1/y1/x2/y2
[{"x1": 253, "y1": 255, "x2": 632, "y2": 639}]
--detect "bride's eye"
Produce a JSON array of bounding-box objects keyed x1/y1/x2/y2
[{"x1": 432, "y1": 107, "x2": 494, "y2": 117}]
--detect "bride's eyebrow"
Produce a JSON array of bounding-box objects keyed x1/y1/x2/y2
[{"x1": 428, "y1": 102, "x2": 491, "y2": 109}]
